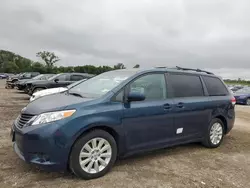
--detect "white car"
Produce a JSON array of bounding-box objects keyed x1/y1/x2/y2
[
  {"x1": 30, "y1": 87, "x2": 68, "y2": 102},
  {"x1": 29, "y1": 79, "x2": 87, "y2": 102}
]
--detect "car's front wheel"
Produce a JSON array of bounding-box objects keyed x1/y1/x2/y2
[
  {"x1": 202, "y1": 118, "x2": 224, "y2": 148},
  {"x1": 69, "y1": 130, "x2": 117, "y2": 180},
  {"x1": 246, "y1": 98, "x2": 250, "y2": 105}
]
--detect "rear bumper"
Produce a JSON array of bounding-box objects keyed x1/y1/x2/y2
[
  {"x1": 16, "y1": 84, "x2": 26, "y2": 90},
  {"x1": 225, "y1": 117, "x2": 235, "y2": 134}
]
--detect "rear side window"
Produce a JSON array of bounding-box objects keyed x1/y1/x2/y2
[
  {"x1": 202, "y1": 76, "x2": 228, "y2": 96},
  {"x1": 168, "y1": 74, "x2": 204, "y2": 97}
]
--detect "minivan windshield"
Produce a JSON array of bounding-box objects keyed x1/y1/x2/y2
[{"x1": 68, "y1": 70, "x2": 137, "y2": 98}]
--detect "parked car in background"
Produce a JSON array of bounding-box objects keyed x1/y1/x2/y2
[
  {"x1": 27, "y1": 73, "x2": 94, "y2": 95},
  {"x1": 0, "y1": 73, "x2": 8, "y2": 79},
  {"x1": 231, "y1": 85, "x2": 244, "y2": 92},
  {"x1": 234, "y1": 87, "x2": 250, "y2": 105},
  {"x1": 16, "y1": 74, "x2": 55, "y2": 90},
  {"x1": 30, "y1": 78, "x2": 87, "y2": 102},
  {"x1": 11, "y1": 67, "x2": 235, "y2": 179},
  {"x1": 5, "y1": 72, "x2": 40, "y2": 89}
]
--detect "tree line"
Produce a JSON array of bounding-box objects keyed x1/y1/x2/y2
[
  {"x1": 0, "y1": 50, "x2": 140, "y2": 75},
  {"x1": 224, "y1": 79, "x2": 250, "y2": 86},
  {"x1": 1, "y1": 50, "x2": 249, "y2": 85}
]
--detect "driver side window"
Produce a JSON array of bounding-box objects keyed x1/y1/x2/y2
[
  {"x1": 129, "y1": 73, "x2": 167, "y2": 101},
  {"x1": 56, "y1": 74, "x2": 68, "y2": 81},
  {"x1": 23, "y1": 73, "x2": 31, "y2": 78}
]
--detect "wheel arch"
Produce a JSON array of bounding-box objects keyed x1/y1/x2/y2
[
  {"x1": 32, "y1": 86, "x2": 47, "y2": 93},
  {"x1": 11, "y1": 79, "x2": 18, "y2": 83},
  {"x1": 67, "y1": 124, "x2": 124, "y2": 169},
  {"x1": 214, "y1": 115, "x2": 228, "y2": 134}
]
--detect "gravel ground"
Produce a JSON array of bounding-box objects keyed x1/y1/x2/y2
[{"x1": 0, "y1": 79, "x2": 250, "y2": 188}]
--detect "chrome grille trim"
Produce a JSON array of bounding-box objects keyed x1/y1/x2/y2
[{"x1": 16, "y1": 114, "x2": 34, "y2": 129}]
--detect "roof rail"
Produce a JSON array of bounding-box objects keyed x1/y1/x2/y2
[
  {"x1": 175, "y1": 66, "x2": 214, "y2": 75},
  {"x1": 155, "y1": 66, "x2": 167, "y2": 68}
]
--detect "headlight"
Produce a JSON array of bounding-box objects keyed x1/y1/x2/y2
[{"x1": 32, "y1": 110, "x2": 76, "y2": 125}]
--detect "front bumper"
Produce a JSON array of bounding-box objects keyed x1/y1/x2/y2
[
  {"x1": 27, "y1": 87, "x2": 35, "y2": 95},
  {"x1": 16, "y1": 84, "x2": 26, "y2": 90},
  {"x1": 5, "y1": 81, "x2": 15, "y2": 88},
  {"x1": 11, "y1": 121, "x2": 70, "y2": 171}
]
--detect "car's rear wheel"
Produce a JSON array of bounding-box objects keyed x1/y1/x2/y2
[
  {"x1": 202, "y1": 118, "x2": 224, "y2": 148},
  {"x1": 69, "y1": 130, "x2": 117, "y2": 180}
]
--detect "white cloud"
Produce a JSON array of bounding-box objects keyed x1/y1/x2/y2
[{"x1": 0, "y1": 0, "x2": 250, "y2": 78}]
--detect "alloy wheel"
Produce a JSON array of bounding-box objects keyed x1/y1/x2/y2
[
  {"x1": 79, "y1": 137, "x2": 112, "y2": 174},
  {"x1": 209, "y1": 122, "x2": 223, "y2": 145}
]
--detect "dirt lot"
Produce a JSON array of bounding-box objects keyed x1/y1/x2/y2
[{"x1": 0, "y1": 80, "x2": 250, "y2": 188}]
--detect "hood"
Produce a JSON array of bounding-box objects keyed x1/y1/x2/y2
[
  {"x1": 234, "y1": 93, "x2": 249, "y2": 97},
  {"x1": 34, "y1": 87, "x2": 67, "y2": 96},
  {"x1": 9, "y1": 76, "x2": 19, "y2": 80},
  {"x1": 24, "y1": 92, "x2": 94, "y2": 115},
  {"x1": 18, "y1": 79, "x2": 33, "y2": 84}
]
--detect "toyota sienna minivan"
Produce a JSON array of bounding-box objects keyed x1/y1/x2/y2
[{"x1": 11, "y1": 67, "x2": 235, "y2": 179}]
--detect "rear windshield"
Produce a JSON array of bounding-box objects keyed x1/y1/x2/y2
[{"x1": 202, "y1": 76, "x2": 229, "y2": 96}]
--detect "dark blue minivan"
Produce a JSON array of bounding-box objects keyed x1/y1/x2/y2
[{"x1": 11, "y1": 67, "x2": 235, "y2": 179}]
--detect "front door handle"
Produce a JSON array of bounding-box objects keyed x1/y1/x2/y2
[
  {"x1": 176, "y1": 102, "x2": 184, "y2": 108},
  {"x1": 163, "y1": 103, "x2": 171, "y2": 110}
]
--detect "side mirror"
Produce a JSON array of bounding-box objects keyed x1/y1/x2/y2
[
  {"x1": 127, "y1": 91, "x2": 145, "y2": 102},
  {"x1": 54, "y1": 78, "x2": 59, "y2": 83}
]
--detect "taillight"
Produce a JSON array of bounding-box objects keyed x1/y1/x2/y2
[{"x1": 231, "y1": 97, "x2": 236, "y2": 105}]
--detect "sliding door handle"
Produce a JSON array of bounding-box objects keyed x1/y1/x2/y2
[{"x1": 176, "y1": 102, "x2": 184, "y2": 108}]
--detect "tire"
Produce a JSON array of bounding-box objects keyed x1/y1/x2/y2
[
  {"x1": 69, "y1": 129, "x2": 117, "y2": 180},
  {"x1": 246, "y1": 98, "x2": 250, "y2": 105},
  {"x1": 202, "y1": 118, "x2": 225, "y2": 148},
  {"x1": 33, "y1": 88, "x2": 44, "y2": 94}
]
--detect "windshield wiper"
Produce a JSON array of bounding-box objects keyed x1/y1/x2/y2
[{"x1": 67, "y1": 91, "x2": 84, "y2": 98}]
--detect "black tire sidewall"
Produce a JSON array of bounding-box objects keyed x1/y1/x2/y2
[
  {"x1": 204, "y1": 118, "x2": 225, "y2": 148},
  {"x1": 246, "y1": 98, "x2": 250, "y2": 105},
  {"x1": 69, "y1": 130, "x2": 117, "y2": 180}
]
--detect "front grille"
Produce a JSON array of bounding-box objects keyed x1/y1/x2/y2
[{"x1": 17, "y1": 114, "x2": 34, "y2": 129}]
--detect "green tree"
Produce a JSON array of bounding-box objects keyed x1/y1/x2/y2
[
  {"x1": 36, "y1": 51, "x2": 60, "y2": 72},
  {"x1": 114, "y1": 63, "x2": 126, "y2": 69},
  {"x1": 31, "y1": 62, "x2": 46, "y2": 73},
  {"x1": 4, "y1": 61, "x2": 19, "y2": 73},
  {"x1": 0, "y1": 49, "x2": 123, "y2": 75},
  {"x1": 133, "y1": 64, "x2": 140, "y2": 68}
]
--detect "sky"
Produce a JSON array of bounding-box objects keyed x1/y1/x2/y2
[{"x1": 0, "y1": 0, "x2": 250, "y2": 79}]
